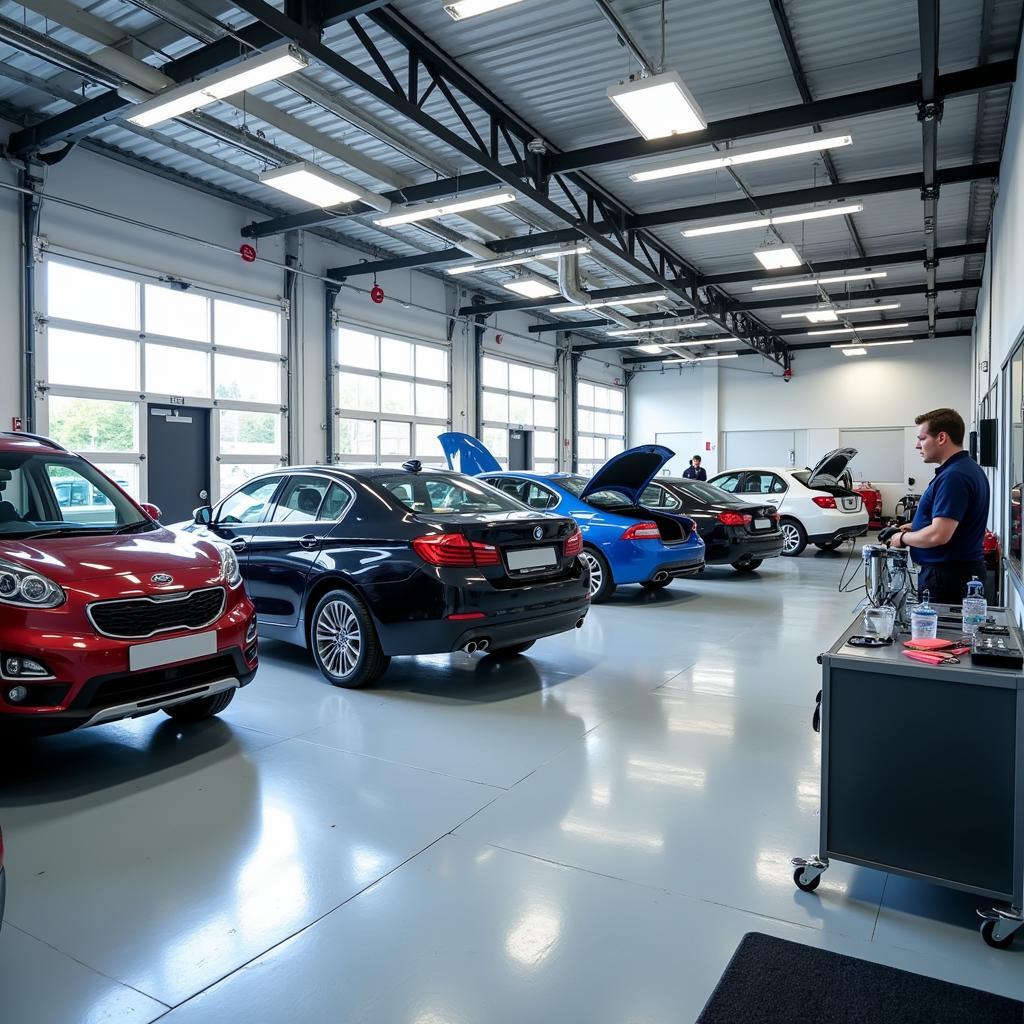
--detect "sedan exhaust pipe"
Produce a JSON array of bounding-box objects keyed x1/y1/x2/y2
[
  {"x1": 476, "y1": 639, "x2": 490, "y2": 652},
  {"x1": 462, "y1": 641, "x2": 478, "y2": 654},
  {"x1": 575, "y1": 618, "x2": 585, "y2": 629},
  {"x1": 653, "y1": 572, "x2": 669, "y2": 583}
]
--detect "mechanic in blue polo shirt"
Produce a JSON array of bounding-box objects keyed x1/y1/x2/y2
[{"x1": 889, "y1": 407, "x2": 990, "y2": 604}]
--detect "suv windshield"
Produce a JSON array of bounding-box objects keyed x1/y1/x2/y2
[
  {"x1": 376, "y1": 473, "x2": 523, "y2": 515},
  {"x1": 0, "y1": 451, "x2": 148, "y2": 537}
]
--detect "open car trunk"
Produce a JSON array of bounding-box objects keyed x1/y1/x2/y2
[{"x1": 597, "y1": 501, "x2": 691, "y2": 542}]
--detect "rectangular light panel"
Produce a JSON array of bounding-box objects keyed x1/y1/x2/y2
[
  {"x1": 683, "y1": 203, "x2": 862, "y2": 237},
  {"x1": 629, "y1": 134, "x2": 852, "y2": 182},
  {"x1": 608, "y1": 70, "x2": 707, "y2": 141},
  {"x1": 503, "y1": 278, "x2": 559, "y2": 298},
  {"x1": 840, "y1": 347, "x2": 868, "y2": 356},
  {"x1": 128, "y1": 44, "x2": 308, "y2": 127},
  {"x1": 375, "y1": 189, "x2": 517, "y2": 227},
  {"x1": 751, "y1": 271, "x2": 887, "y2": 292},
  {"x1": 259, "y1": 162, "x2": 362, "y2": 208},
  {"x1": 445, "y1": 0, "x2": 526, "y2": 19},
  {"x1": 665, "y1": 353, "x2": 740, "y2": 363},
  {"x1": 754, "y1": 246, "x2": 802, "y2": 270}
]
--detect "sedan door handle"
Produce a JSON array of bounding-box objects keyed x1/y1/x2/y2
[
  {"x1": 230, "y1": 538, "x2": 247, "y2": 553},
  {"x1": 299, "y1": 534, "x2": 321, "y2": 550}
]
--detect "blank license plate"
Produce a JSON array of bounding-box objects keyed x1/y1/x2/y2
[
  {"x1": 130, "y1": 630, "x2": 217, "y2": 672},
  {"x1": 507, "y1": 546, "x2": 558, "y2": 572},
  {"x1": 754, "y1": 518, "x2": 772, "y2": 530}
]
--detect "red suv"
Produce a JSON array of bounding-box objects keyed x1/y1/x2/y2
[{"x1": 0, "y1": 433, "x2": 257, "y2": 733}]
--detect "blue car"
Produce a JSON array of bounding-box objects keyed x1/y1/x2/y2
[{"x1": 440, "y1": 433, "x2": 705, "y2": 603}]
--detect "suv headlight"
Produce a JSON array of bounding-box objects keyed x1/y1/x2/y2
[
  {"x1": 217, "y1": 544, "x2": 242, "y2": 588},
  {"x1": 0, "y1": 559, "x2": 65, "y2": 609}
]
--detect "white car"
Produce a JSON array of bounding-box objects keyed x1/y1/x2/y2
[{"x1": 708, "y1": 448, "x2": 869, "y2": 556}]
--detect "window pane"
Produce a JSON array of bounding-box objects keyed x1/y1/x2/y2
[
  {"x1": 535, "y1": 369, "x2": 557, "y2": 397},
  {"x1": 214, "y1": 299, "x2": 280, "y2": 354},
  {"x1": 339, "y1": 373, "x2": 379, "y2": 412},
  {"x1": 381, "y1": 338, "x2": 413, "y2": 376},
  {"x1": 607, "y1": 438, "x2": 624, "y2": 458},
  {"x1": 48, "y1": 329, "x2": 138, "y2": 391},
  {"x1": 47, "y1": 262, "x2": 138, "y2": 331},
  {"x1": 145, "y1": 285, "x2": 209, "y2": 342},
  {"x1": 336, "y1": 417, "x2": 375, "y2": 456},
  {"x1": 381, "y1": 378, "x2": 413, "y2": 414},
  {"x1": 578, "y1": 382, "x2": 595, "y2": 406},
  {"x1": 508, "y1": 363, "x2": 533, "y2": 393},
  {"x1": 218, "y1": 463, "x2": 272, "y2": 497},
  {"x1": 415, "y1": 382, "x2": 447, "y2": 419},
  {"x1": 146, "y1": 344, "x2": 211, "y2": 398},
  {"x1": 48, "y1": 396, "x2": 137, "y2": 452},
  {"x1": 483, "y1": 427, "x2": 508, "y2": 459},
  {"x1": 578, "y1": 436, "x2": 594, "y2": 460},
  {"x1": 483, "y1": 391, "x2": 508, "y2": 422},
  {"x1": 534, "y1": 461, "x2": 557, "y2": 474},
  {"x1": 416, "y1": 344, "x2": 448, "y2": 381},
  {"x1": 608, "y1": 413, "x2": 625, "y2": 437},
  {"x1": 219, "y1": 410, "x2": 281, "y2": 456},
  {"x1": 482, "y1": 357, "x2": 508, "y2": 389},
  {"x1": 534, "y1": 399, "x2": 556, "y2": 428},
  {"x1": 594, "y1": 411, "x2": 611, "y2": 434},
  {"x1": 508, "y1": 395, "x2": 532, "y2": 424},
  {"x1": 534, "y1": 431, "x2": 556, "y2": 459},
  {"x1": 593, "y1": 437, "x2": 607, "y2": 461},
  {"x1": 321, "y1": 482, "x2": 352, "y2": 520},
  {"x1": 608, "y1": 388, "x2": 625, "y2": 412},
  {"x1": 218, "y1": 476, "x2": 280, "y2": 523},
  {"x1": 271, "y1": 476, "x2": 330, "y2": 523},
  {"x1": 578, "y1": 408, "x2": 594, "y2": 432},
  {"x1": 95, "y1": 463, "x2": 139, "y2": 500},
  {"x1": 215, "y1": 354, "x2": 280, "y2": 403},
  {"x1": 337, "y1": 329, "x2": 378, "y2": 370},
  {"x1": 380, "y1": 420, "x2": 411, "y2": 456},
  {"x1": 415, "y1": 423, "x2": 442, "y2": 456}
]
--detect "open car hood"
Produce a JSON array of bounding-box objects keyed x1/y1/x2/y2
[
  {"x1": 438, "y1": 432, "x2": 502, "y2": 475},
  {"x1": 807, "y1": 447, "x2": 858, "y2": 487},
  {"x1": 580, "y1": 444, "x2": 675, "y2": 505}
]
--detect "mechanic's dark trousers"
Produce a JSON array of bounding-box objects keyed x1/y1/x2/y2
[{"x1": 917, "y1": 560, "x2": 987, "y2": 605}]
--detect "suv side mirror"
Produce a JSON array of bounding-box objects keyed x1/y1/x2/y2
[{"x1": 193, "y1": 505, "x2": 213, "y2": 526}]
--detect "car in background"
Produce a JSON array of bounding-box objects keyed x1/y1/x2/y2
[
  {"x1": 0, "y1": 825, "x2": 5, "y2": 932},
  {"x1": 640, "y1": 478, "x2": 784, "y2": 571},
  {"x1": 440, "y1": 433, "x2": 705, "y2": 603},
  {"x1": 0, "y1": 432, "x2": 257, "y2": 734},
  {"x1": 708, "y1": 448, "x2": 868, "y2": 556},
  {"x1": 179, "y1": 462, "x2": 589, "y2": 688}
]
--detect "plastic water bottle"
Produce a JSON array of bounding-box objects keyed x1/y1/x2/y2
[
  {"x1": 961, "y1": 576, "x2": 987, "y2": 636},
  {"x1": 911, "y1": 590, "x2": 939, "y2": 640}
]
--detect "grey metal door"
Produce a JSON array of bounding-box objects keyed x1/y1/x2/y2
[{"x1": 147, "y1": 406, "x2": 210, "y2": 523}]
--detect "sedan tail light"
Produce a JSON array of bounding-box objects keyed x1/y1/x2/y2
[
  {"x1": 563, "y1": 526, "x2": 583, "y2": 557},
  {"x1": 412, "y1": 533, "x2": 500, "y2": 566},
  {"x1": 621, "y1": 521, "x2": 661, "y2": 541},
  {"x1": 717, "y1": 511, "x2": 752, "y2": 527},
  {"x1": 812, "y1": 495, "x2": 837, "y2": 509}
]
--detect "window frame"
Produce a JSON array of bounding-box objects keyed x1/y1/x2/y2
[
  {"x1": 479, "y1": 353, "x2": 559, "y2": 473},
  {"x1": 576, "y1": 378, "x2": 627, "y2": 477}
]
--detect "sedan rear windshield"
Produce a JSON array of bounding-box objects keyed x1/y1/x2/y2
[
  {"x1": 0, "y1": 452, "x2": 148, "y2": 537},
  {"x1": 376, "y1": 473, "x2": 525, "y2": 515},
  {"x1": 671, "y1": 481, "x2": 750, "y2": 505}
]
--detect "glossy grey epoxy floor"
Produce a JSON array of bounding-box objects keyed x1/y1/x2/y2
[{"x1": 2, "y1": 550, "x2": 1021, "y2": 1023}]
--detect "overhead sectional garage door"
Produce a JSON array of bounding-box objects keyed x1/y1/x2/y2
[
  {"x1": 480, "y1": 355, "x2": 558, "y2": 472},
  {"x1": 334, "y1": 325, "x2": 451, "y2": 467},
  {"x1": 577, "y1": 380, "x2": 626, "y2": 477},
  {"x1": 37, "y1": 256, "x2": 287, "y2": 502}
]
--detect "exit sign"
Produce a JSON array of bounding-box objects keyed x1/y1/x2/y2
[{"x1": 168, "y1": 396, "x2": 185, "y2": 405}]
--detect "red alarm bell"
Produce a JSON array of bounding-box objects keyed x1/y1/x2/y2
[
  {"x1": 370, "y1": 284, "x2": 385, "y2": 304},
  {"x1": 239, "y1": 244, "x2": 257, "y2": 263}
]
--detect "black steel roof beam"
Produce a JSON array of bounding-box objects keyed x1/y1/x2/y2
[
  {"x1": 919, "y1": 0, "x2": 941, "y2": 332},
  {"x1": 225, "y1": 0, "x2": 790, "y2": 365},
  {"x1": 329, "y1": 250, "x2": 461, "y2": 278},
  {"x1": 7, "y1": 0, "x2": 393, "y2": 155},
  {"x1": 548, "y1": 60, "x2": 1015, "y2": 175},
  {"x1": 704, "y1": 242, "x2": 986, "y2": 285}
]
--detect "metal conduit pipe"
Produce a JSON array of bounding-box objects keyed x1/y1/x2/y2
[{"x1": 558, "y1": 253, "x2": 635, "y2": 330}]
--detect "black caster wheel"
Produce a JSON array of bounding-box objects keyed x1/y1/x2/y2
[
  {"x1": 793, "y1": 866, "x2": 821, "y2": 893},
  {"x1": 980, "y1": 920, "x2": 1017, "y2": 950}
]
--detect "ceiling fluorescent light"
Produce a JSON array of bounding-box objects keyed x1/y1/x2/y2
[
  {"x1": 128, "y1": 44, "x2": 308, "y2": 127},
  {"x1": 637, "y1": 344, "x2": 664, "y2": 354},
  {"x1": 751, "y1": 271, "x2": 887, "y2": 292},
  {"x1": 781, "y1": 302, "x2": 901, "y2": 321},
  {"x1": 259, "y1": 162, "x2": 368, "y2": 209},
  {"x1": 629, "y1": 134, "x2": 853, "y2": 182},
  {"x1": 665, "y1": 353, "x2": 740, "y2": 363},
  {"x1": 754, "y1": 246, "x2": 802, "y2": 270},
  {"x1": 607, "y1": 321, "x2": 709, "y2": 337},
  {"x1": 375, "y1": 189, "x2": 517, "y2": 227},
  {"x1": 831, "y1": 339, "x2": 915, "y2": 350},
  {"x1": 671, "y1": 337, "x2": 737, "y2": 346},
  {"x1": 683, "y1": 203, "x2": 862, "y2": 237},
  {"x1": 446, "y1": 245, "x2": 590, "y2": 276},
  {"x1": 808, "y1": 321, "x2": 910, "y2": 336},
  {"x1": 549, "y1": 293, "x2": 668, "y2": 313},
  {"x1": 608, "y1": 70, "x2": 707, "y2": 141},
  {"x1": 444, "y1": 0, "x2": 526, "y2": 19},
  {"x1": 839, "y1": 347, "x2": 868, "y2": 356},
  {"x1": 503, "y1": 277, "x2": 559, "y2": 298}
]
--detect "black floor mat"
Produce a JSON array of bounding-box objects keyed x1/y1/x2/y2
[{"x1": 696, "y1": 932, "x2": 1023, "y2": 1023}]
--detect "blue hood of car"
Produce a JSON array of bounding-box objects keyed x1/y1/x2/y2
[
  {"x1": 439, "y1": 432, "x2": 502, "y2": 475},
  {"x1": 580, "y1": 444, "x2": 675, "y2": 505}
]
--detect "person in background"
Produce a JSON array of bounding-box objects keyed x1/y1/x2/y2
[
  {"x1": 683, "y1": 455, "x2": 707, "y2": 481},
  {"x1": 888, "y1": 408, "x2": 990, "y2": 604}
]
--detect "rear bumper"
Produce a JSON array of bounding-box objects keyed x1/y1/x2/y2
[
  {"x1": 645, "y1": 558, "x2": 706, "y2": 582},
  {"x1": 705, "y1": 534, "x2": 785, "y2": 564},
  {"x1": 606, "y1": 539, "x2": 706, "y2": 585},
  {"x1": 807, "y1": 523, "x2": 869, "y2": 544}
]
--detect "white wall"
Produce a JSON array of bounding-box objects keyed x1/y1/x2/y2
[
  {"x1": 0, "y1": 123, "x2": 611, "y2": 469},
  {"x1": 629, "y1": 341, "x2": 972, "y2": 511}
]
